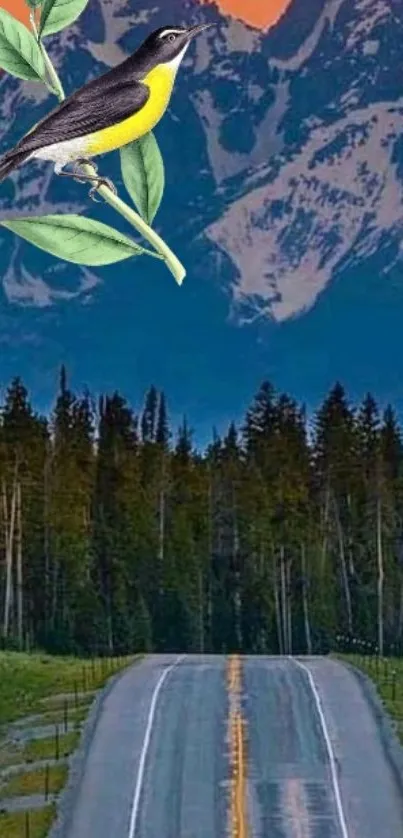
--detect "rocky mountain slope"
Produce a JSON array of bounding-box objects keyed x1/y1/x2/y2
[
  {"x1": 0, "y1": 0, "x2": 402, "y2": 433},
  {"x1": 1, "y1": 0, "x2": 401, "y2": 323}
]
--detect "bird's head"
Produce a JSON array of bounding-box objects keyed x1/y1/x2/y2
[{"x1": 143, "y1": 24, "x2": 213, "y2": 71}]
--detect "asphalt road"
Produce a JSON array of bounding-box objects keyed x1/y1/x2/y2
[
  {"x1": 245, "y1": 656, "x2": 403, "y2": 837},
  {"x1": 60, "y1": 654, "x2": 403, "y2": 838},
  {"x1": 62, "y1": 655, "x2": 228, "y2": 838}
]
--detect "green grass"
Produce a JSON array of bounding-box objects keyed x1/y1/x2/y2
[
  {"x1": 0, "y1": 764, "x2": 67, "y2": 799},
  {"x1": 1, "y1": 731, "x2": 80, "y2": 768},
  {"x1": 0, "y1": 651, "x2": 138, "y2": 729},
  {"x1": 0, "y1": 650, "x2": 141, "y2": 837},
  {"x1": 337, "y1": 653, "x2": 403, "y2": 744},
  {"x1": 0, "y1": 805, "x2": 56, "y2": 838},
  {"x1": 15, "y1": 699, "x2": 93, "y2": 729}
]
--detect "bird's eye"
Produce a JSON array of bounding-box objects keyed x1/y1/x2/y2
[{"x1": 167, "y1": 33, "x2": 176, "y2": 42}]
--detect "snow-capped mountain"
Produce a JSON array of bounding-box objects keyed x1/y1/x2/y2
[
  {"x1": 0, "y1": 0, "x2": 402, "y2": 434},
  {"x1": 2, "y1": 0, "x2": 402, "y2": 321},
  {"x1": 206, "y1": 0, "x2": 403, "y2": 321}
]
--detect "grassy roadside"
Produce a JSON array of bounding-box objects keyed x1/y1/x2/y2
[
  {"x1": 0, "y1": 651, "x2": 141, "y2": 838},
  {"x1": 335, "y1": 653, "x2": 403, "y2": 743},
  {"x1": 0, "y1": 806, "x2": 56, "y2": 838},
  {"x1": 0, "y1": 651, "x2": 138, "y2": 729},
  {"x1": 1, "y1": 731, "x2": 81, "y2": 768},
  {"x1": 0, "y1": 764, "x2": 68, "y2": 799}
]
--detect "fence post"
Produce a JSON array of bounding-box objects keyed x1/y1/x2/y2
[
  {"x1": 45, "y1": 763, "x2": 49, "y2": 801},
  {"x1": 55, "y1": 724, "x2": 60, "y2": 761}
]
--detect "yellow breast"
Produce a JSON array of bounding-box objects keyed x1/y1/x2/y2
[{"x1": 84, "y1": 64, "x2": 175, "y2": 156}]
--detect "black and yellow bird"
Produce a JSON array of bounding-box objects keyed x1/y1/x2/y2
[{"x1": 0, "y1": 23, "x2": 211, "y2": 199}]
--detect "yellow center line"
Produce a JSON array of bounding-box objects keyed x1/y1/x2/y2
[{"x1": 227, "y1": 655, "x2": 248, "y2": 838}]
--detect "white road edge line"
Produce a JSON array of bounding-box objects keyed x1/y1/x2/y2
[
  {"x1": 289, "y1": 657, "x2": 350, "y2": 838},
  {"x1": 127, "y1": 654, "x2": 186, "y2": 838}
]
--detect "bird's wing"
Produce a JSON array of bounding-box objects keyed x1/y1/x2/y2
[{"x1": 15, "y1": 78, "x2": 150, "y2": 154}]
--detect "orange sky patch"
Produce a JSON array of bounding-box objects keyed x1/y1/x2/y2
[
  {"x1": 202, "y1": 0, "x2": 291, "y2": 29},
  {"x1": 0, "y1": 0, "x2": 29, "y2": 24},
  {"x1": 2, "y1": 0, "x2": 291, "y2": 30},
  {"x1": 0, "y1": 0, "x2": 29, "y2": 23},
  {"x1": 1, "y1": 0, "x2": 29, "y2": 26}
]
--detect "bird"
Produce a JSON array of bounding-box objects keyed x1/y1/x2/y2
[{"x1": 0, "y1": 23, "x2": 212, "y2": 201}]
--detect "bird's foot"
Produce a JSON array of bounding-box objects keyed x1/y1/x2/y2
[
  {"x1": 89, "y1": 176, "x2": 117, "y2": 202},
  {"x1": 72, "y1": 158, "x2": 98, "y2": 183},
  {"x1": 76, "y1": 157, "x2": 98, "y2": 172}
]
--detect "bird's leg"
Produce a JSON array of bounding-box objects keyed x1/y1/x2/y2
[
  {"x1": 75, "y1": 157, "x2": 98, "y2": 172},
  {"x1": 88, "y1": 175, "x2": 117, "y2": 202},
  {"x1": 74, "y1": 158, "x2": 118, "y2": 201},
  {"x1": 72, "y1": 157, "x2": 98, "y2": 183},
  {"x1": 54, "y1": 160, "x2": 117, "y2": 202}
]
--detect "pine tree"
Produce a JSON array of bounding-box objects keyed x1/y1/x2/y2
[
  {"x1": 1, "y1": 372, "x2": 403, "y2": 658},
  {"x1": 156, "y1": 392, "x2": 170, "y2": 447},
  {"x1": 313, "y1": 383, "x2": 358, "y2": 640},
  {"x1": 141, "y1": 386, "x2": 158, "y2": 443},
  {"x1": 94, "y1": 392, "x2": 144, "y2": 654},
  {"x1": 47, "y1": 367, "x2": 95, "y2": 652},
  {"x1": 1, "y1": 378, "x2": 47, "y2": 649}
]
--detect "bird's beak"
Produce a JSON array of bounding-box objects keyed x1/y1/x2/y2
[{"x1": 187, "y1": 23, "x2": 213, "y2": 39}]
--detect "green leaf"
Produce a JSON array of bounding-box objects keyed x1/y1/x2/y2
[
  {"x1": 25, "y1": 0, "x2": 45, "y2": 8},
  {"x1": 0, "y1": 8, "x2": 46, "y2": 82},
  {"x1": 120, "y1": 132, "x2": 165, "y2": 225},
  {"x1": 1, "y1": 214, "x2": 144, "y2": 266},
  {"x1": 39, "y1": 0, "x2": 90, "y2": 37}
]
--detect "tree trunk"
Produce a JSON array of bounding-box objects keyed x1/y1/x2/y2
[
  {"x1": 106, "y1": 581, "x2": 113, "y2": 653},
  {"x1": 320, "y1": 485, "x2": 330, "y2": 577},
  {"x1": 206, "y1": 469, "x2": 214, "y2": 649},
  {"x1": 198, "y1": 567, "x2": 204, "y2": 653},
  {"x1": 273, "y1": 553, "x2": 283, "y2": 655},
  {"x1": 346, "y1": 493, "x2": 356, "y2": 577},
  {"x1": 233, "y1": 498, "x2": 242, "y2": 651},
  {"x1": 158, "y1": 489, "x2": 165, "y2": 565},
  {"x1": 376, "y1": 496, "x2": 384, "y2": 656},
  {"x1": 3, "y1": 467, "x2": 18, "y2": 639},
  {"x1": 43, "y1": 444, "x2": 51, "y2": 632},
  {"x1": 301, "y1": 544, "x2": 312, "y2": 655},
  {"x1": 259, "y1": 539, "x2": 265, "y2": 578},
  {"x1": 286, "y1": 557, "x2": 292, "y2": 655},
  {"x1": 280, "y1": 545, "x2": 288, "y2": 654},
  {"x1": 51, "y1": 557, "x2": 59, "y2": 631},
  {"x1": 158, "y1": 456, "x2": 165, "y2": 598},
  {"x1": 2, "y1": 479, "x2": 10, "y2": 638},
  {"x1": 16, "y1": 480, "x2": 23, "y2": 649},
  {"x1": 333, "y1": 495, "x2": 353, "y2": 634},
  {"x1": 397, "y1": 576, "x2": 403, "y2": 641}
]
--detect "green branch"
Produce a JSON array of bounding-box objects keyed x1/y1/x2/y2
[{"x1": 30, "y1": 12, "x2": 64, "y2": 99}]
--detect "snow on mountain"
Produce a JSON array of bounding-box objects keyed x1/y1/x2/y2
[
  {"x1": 0, "y1": 0, "x2": 402, "y2": 323},
  {"x1": 205, "y1": 0, "x2": 403, "y2": 321},
  {"x1": 206, "y1": 101, "x2": 403, "y2": 321}
]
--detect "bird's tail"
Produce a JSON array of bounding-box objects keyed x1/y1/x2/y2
[{"x1": 0, "y1": 148, "x2": 30, "y2": 183}]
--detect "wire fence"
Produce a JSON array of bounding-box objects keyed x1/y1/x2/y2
[{"x1": 0, "y1": 653, "x2": 133, "y2": 838}]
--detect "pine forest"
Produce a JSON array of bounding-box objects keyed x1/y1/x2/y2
[{"x1": 0, "y1": 370, "x2": 402, "y2": 659}]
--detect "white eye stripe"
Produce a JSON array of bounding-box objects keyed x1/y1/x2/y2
[{"x1": 159, "y1": 28, "x2": 184, "y2": 39}]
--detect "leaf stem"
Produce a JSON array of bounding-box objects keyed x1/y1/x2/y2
[
  {"x1": 30, "y1": 12, "x2": 65, "y2": 99},
  {"x1": 29, "y1": 12, "x2": 186, "y2": 285},
  {"x1": 84, "y1": 169, "x2": 186, "y2": 283},
  {"x1": 41, "y1": 43, "x2": 65, "y2": 100}
]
